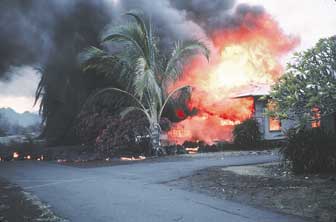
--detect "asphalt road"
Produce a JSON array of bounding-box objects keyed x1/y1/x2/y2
[{"x1": 0, "y1": 152, "x2": 306, "y2": 222}]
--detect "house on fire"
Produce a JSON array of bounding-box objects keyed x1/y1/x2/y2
[{"x1": 234, "y1": 84, "x2": 336, "y2": 140}]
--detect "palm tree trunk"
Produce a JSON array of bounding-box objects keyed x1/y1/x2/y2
[{"x1": 150, "y1": 123, "x2": 162, "y2": 156}]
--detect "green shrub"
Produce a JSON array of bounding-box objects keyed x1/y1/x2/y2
[
  {"x1": 233, "y1": 118, "x2": 261, "y2": 148},
  {"x1": 281, "y1": 128, "x2": 336, "y2": 174}
]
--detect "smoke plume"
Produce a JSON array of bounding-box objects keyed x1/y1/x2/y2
[{"x1": 0, "y1": 0, "x2": 268, "y2": 81}]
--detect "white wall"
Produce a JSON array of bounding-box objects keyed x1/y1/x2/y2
[{"x1": 254, "y1": 98, "x2": 296, "y2": 140}]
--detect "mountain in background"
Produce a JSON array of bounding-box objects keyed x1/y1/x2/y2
[{"x1": 0, "y1": 108, "x2": 41, "y2": 127}]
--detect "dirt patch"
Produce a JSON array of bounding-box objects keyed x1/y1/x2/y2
[
  {"x1": 166, "y1": 163, "x2": 336, "y2": 222},
  {"x1": 0, "y1": 178, "x2": 67, "y2": 222}
]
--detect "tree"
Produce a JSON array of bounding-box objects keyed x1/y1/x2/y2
[
  {"x1": 33, "y1": 2, "x2": 112, "y2": 145},
  {"x1": 81, "y1": 11, "x2": 209, "y2": 155},
  {"x1": 270, "y1": 36, "x2": 336, "y2": 123}
]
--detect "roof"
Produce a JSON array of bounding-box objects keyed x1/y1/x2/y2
[{"x1": 231, "y1": 83, "x2": 271, "y2": 98}]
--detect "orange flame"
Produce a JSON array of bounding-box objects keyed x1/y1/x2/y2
[
  {"x1": 13, "y1": 152, "x2": 19, "y2": 159},
  {"x1": 168, "y1": 12, "x2": 299, "y2": 144},
  {"x1": 120, "y1": 156, "x2": 146, "y2": 161}
]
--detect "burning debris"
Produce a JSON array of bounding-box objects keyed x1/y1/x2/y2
[
  {"x1": 12, "y1": 152, "x2": 19, "y2": 159},
  {"x1": 185, "y1": 147, "x2": 199, "y2": 154},
  {"x1": 120, "y1": 156, "x2": 146, "y2": 161},
  {"x1": 168, "y1": 11, "x2": 299, "y2": 144}
]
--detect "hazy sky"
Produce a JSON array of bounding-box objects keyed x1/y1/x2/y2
[
  {"x1": 238, "y1": 0, "x2": 336, "y2": 51},
  {"x1": 0, "y1": 66, "x2": 40, "y2": 113},
  {"x1": 0, "y1": 0, "x2": 335, "y2": 113}
]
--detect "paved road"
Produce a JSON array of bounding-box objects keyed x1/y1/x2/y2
[{"x1": 0, "y1": 152, "x2": 306, "y2": 222}]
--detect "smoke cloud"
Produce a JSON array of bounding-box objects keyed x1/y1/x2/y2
[
  {"x1": 0, "y1": 0, "x2": 112, "y2": 78},
  {"x1": 0, "y1": 0, "x2": 269, "y2": 112},
  {"x1": 0, "y1": 66, "x2": 39, "y2": 97},
  {"x1": 0, "y1": 0, "x2": 266, "y2": 75}
]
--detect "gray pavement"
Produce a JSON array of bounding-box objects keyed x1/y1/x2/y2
[{"x1": 0, "y1": 152, "x2": 306, "y2": 222}]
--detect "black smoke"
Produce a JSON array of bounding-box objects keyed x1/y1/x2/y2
[
  {"x1": 169, "y1": 1, "x2": 265, "y2": 32},
  {"x1": 0, "y1": 0, "x2": 267, "y2": 79},
  {"x1": 0, "y1": 0, "x2": 267, "y2": 144},
  {"x1": 0, "y1": 0, "x2": 113, "y2": 79}
]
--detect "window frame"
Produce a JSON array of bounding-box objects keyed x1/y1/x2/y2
[
  {"x1": 268, "y1": 116, "x2": 282, "y2": 132},
  {"x1": 311, "y1": 107, "x2": 321, "y2": 128},
  {"x1": 266, "y1": 100, "x2": 282, "y2": 132}
]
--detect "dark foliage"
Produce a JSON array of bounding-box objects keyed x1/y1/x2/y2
[
  {"x1": 159, "y1": 117, "x2": 172, "y2": 132},
  {"x1": 270, "y1": 37, "x2": 336, "y2": 120},
  {"x1": 75, "y1": 107, "x2": 150, "y2": 157},
  {"x1": 281, "y1": 128, "x2": 336, "y2": 174},
  {"x1": 199, "y1": 142, "x2": 241, "y2": 152},
  {"x1": 95, "y1": 112, "x2": 150, "y2": 156},
  {"x1": 74, "y1": 110, "x2": 113, "y2": 147},
  {"x1": 33, "y1": 2, "x2": 112, "y2": 146},
  {"x1": 182, "y1": 140, "x2": 204, "y2": 148},
  {"x1": 164, "y1": 145, "x2": 188, "y2": 155},
  {"x1": 233, "y1": 118, "x2": 261, "y2": 148}
]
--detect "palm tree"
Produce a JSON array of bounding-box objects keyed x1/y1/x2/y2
[{"x1": 81, "y1": 11, "x2": 209, "y2": 155}]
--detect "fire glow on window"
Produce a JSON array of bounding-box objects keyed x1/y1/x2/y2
[
  {"x1": 269, "y1": 117, "x2": 281, "y2": 131},
  {"x1": 311, "y1": 107, "x2": 321, "y2": 128},
  {"x1": 267, "y1": 101, "x2": 281, "y2": 132}
]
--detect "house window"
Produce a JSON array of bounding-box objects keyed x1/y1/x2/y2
[
  {"x1": 269, "y1": 117, "x2": 281, "y2": 131},
  {"x1": 267, "y1": 101, "x2": 281, "y2": 132},
  {"x1": 311, "y1": 107, "x2": 321, "y2": 128}
]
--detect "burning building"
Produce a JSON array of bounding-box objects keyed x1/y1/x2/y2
[
  {"x1": 167, "y1": 10, "x2": 301, "y2": 144},
  {"x1": 168, "y1": 81, "x2": 336, "y2": 144},
  {"x1": 165, "y1": 27, "x2": 336, "y2": 143},
  {"x1": 232, "y1": 83, "x2": 295, "y2": 140}
]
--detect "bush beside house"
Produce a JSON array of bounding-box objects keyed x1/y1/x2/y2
[
  {"x1": 281, "y1": 128, "x2": 336, "y2": 174},
  {"x1": 233, "y1": 118, "x2": 261, "y2": 148}
]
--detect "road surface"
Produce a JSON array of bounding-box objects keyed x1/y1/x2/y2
[{"x1": 0, "y1": 152, "x2": 306, "y2": 222}]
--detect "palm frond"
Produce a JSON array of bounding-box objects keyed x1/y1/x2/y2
[
  {"x1": 124, "y1": 10, "x2": 157, "y2": 68},
  {"x1": 80, "y1": 46, "x2": 122, "y2": 75},
  {"x1": 79, "y1": 11, "x2": 209, "y2": 134},
  {"x1": 158, "y1": 85, "x2": 192, "y2": 120},
  {"x1": 34, "y1": 67, "x2": 45, "y2": 107},
  {"x1": 34, "y1": 67, "x2": 49, "y2": 124},
  {"x1": 133, "y1": 57, "x2": 162, "y2": 106},
  {"x1": 79, "y1": 46, "x2": 106, "y2": 66},
  {"x1": 125, "y1": 10, "x2": 148, "y2": 43},
  {"x1": 164, "y1": 40, "x2": 210, "y2": 82},
  {"x1": 120, "y1": 106, "x2": 150, "y2": 122},
  {"x1": 102, "y1": 23, "x2": 149, "y2": 63},
  {"x1": 82, "y1": 87, "x2": 147, "y2": 112},
  {"x1": 79, "y1": 46, "x2": 135, "y2": 90}
]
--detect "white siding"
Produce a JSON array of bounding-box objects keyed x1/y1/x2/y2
[{"x1": 254, "y1": 98, "x2": 296, "y2": 140}]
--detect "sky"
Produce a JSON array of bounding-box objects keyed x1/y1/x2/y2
[
  {"x1": 0, "y1": 66, "x2": 40, "y2": 113},
  {"x1": 0, "y1": 0, "x2": 335, "y2": 113},
  {"x1": 238, "y1": 0, "x2": 336, "y2": 51}
]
